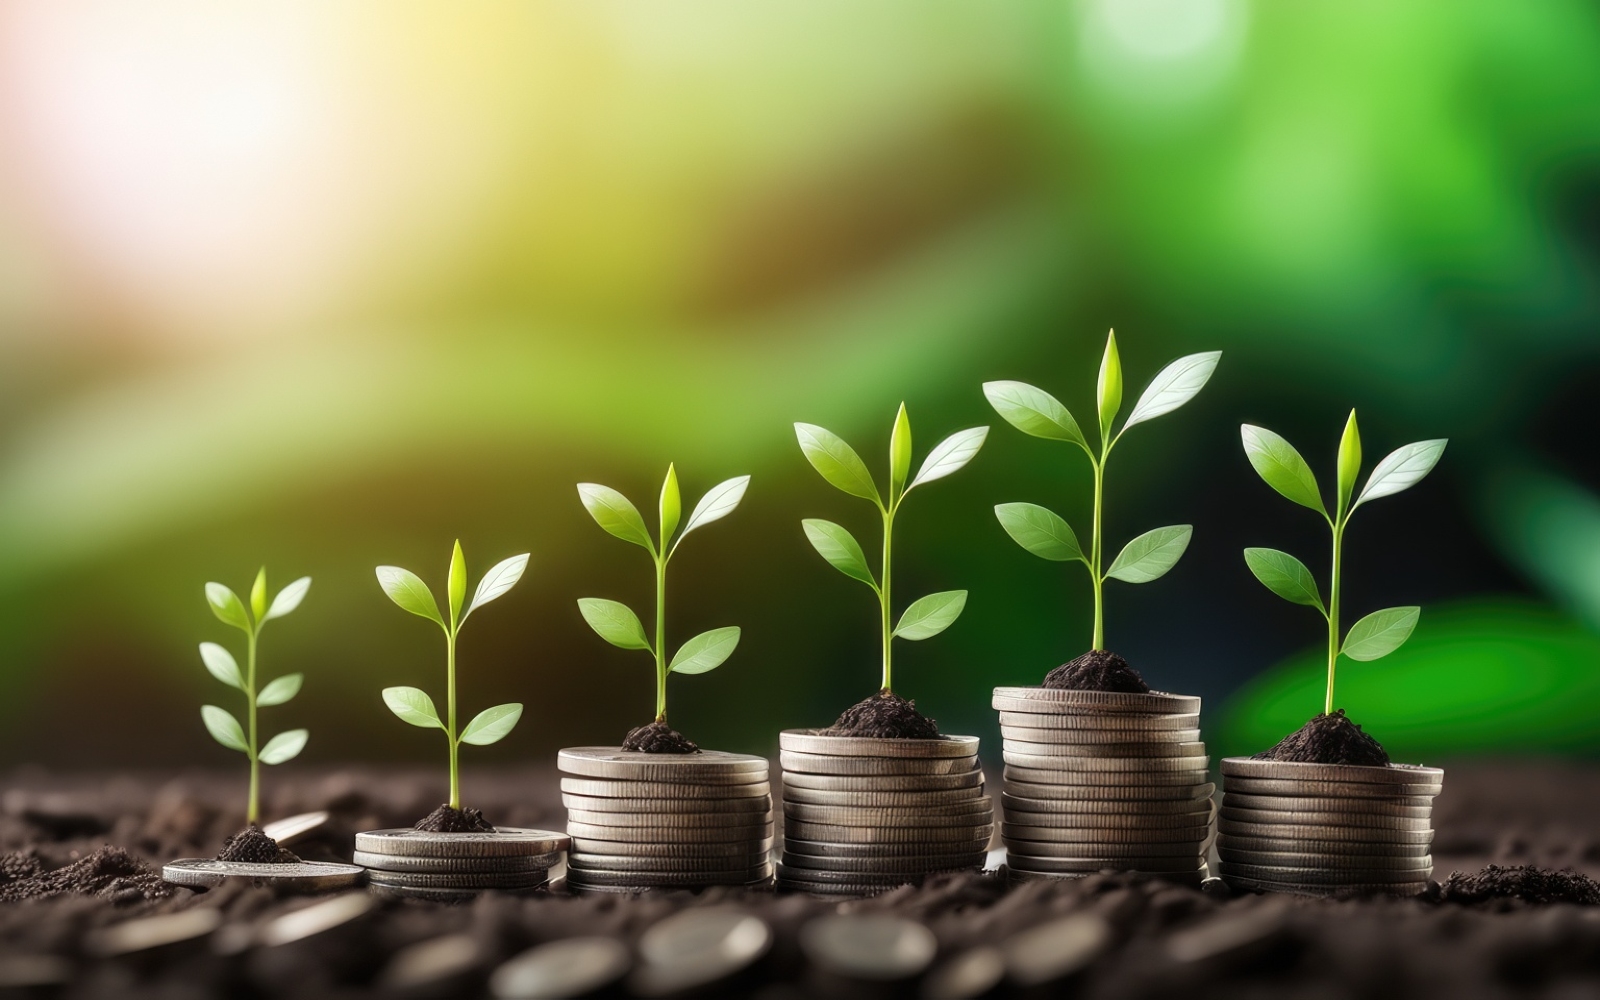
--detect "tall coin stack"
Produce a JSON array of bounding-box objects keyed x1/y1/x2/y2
[
  {"x1": 558, "y1": 748, "x2": 774, "y2": 893},
  {"x1": 1217, "y1": 758, "x2": 1443, "y2": 896},
  {"x1": 354, "y1": 828, "x2": 568, "y2": 900},
  {"x1": 993, "y1": 687, "x2": 1212, "y2": 885},
  {"x1": 775, "y1": 730, "x2": 994, "y2": 897}
]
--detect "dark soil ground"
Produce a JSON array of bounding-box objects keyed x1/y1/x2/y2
[
  {"x1": 1254, "y1": 710, "x2": 1392, "y2": 767},
  {"x1": 1043, "y1": 649, "x2": 1152, "y2": 692},
  {"x1": 825, "y1": 690, "x2": 940, "y2": 738},
  {"x1": 215, "y1": 827, "x2": 300, "y2": 863},
  {"x1": 3, "y1": 760, "x2": 1600, "y2": 997},
  {"x1": 620, "y1": 721, "x2": 700, "y2": 753}
]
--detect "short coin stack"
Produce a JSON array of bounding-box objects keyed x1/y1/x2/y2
[
  {"x1": 558, "y1": 748, "x2": 774, "y2": 893},
  {"x1": 354, "y1": 828, "x2": 568, "y2": 900},
  {"x1": 1217, "y1": 757, "x2": 1443, "y2": 896},
  {"x1": 776, "y1": 730, "x2": 993, "y2": 896},
  {"x1": 993, "y1": 687, "x2": 1212, "y2": 885}
]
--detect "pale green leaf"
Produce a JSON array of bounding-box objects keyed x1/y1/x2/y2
[
  {"x1": 201, "y1": 705, "x2": 248, "y2": 753},
  {"x1": 263, "y1": 576, "x2": 311, "y2": 622},
  {"x1": 1341, "y1": 607, "x2": 1421, "y2": 661},
  {"x1": 464, "y1": 554, "x2": 529, "y2": 621},
  {"x1": 448, "y1": 540, "x2": 467, "y2": 624},
  {"x1": 801, "y1": 519, "x2": 877, "y2": 589},
  {"x1": 1337, "y1": 410, "x2": 1362, "y2": 514},
  {"x1": 205, "y1": 583, "x2": 252, "y2": 633},
  {"x1": 259, "y1": 729, "x2": 308, "y2": 765},
  {"x1": 909, "y1": 427, "x2": 988, "y2": 490},
  {"x1": 198, "y1": 642, "x2": 244, "y2": 690},
  {"x1": 257, "y1": 673, "x2": 303, "y2": 707},
  {"x1": 994, "y1": 503, "x2": 1084, "y2": 563},
  {"x1": 1122, "y1": 351, "x2": 1221, "y2": 431},
  {"x1": 981, "y1": 380, "x2": 1088, "y2": 450},
  {"x1": 893, "y1": 590, "x2": 968, "y2": 640},
  {"x1": 1355, "y1": 439, "x2": 1448, "y2": 509},
  {"x1": 794, "y1": 423, "x2": 881, "y2": 505},
  {"x1": 577, "y1": 483, "x2": 656, "y2": 553},
  {"x1": 382, "y1": 686, "x2": 443, "y2": 729},
  {"x1": 889, "y1": 403, "x2": 912, "y2": 500},
  {"x1": 1097, "y1": 330, "x2": 1122, "y2": 441},
  {"x1": 1243, "y1": 548, "x2": 1324, "y2": 613},
  {"x1": 1240, "y1": 425, "x2": 1326, "y2": 515},
  {"x1": 669, "y1": 626, "x2": 741, "y2": 675},
  {"x1": 460, "y1": 703, "x2": 523, "y2": 745},
  {"x1": 577, "y1": 598, "x2": 652, "y2": 651},
  {"x1": 1106, "y1": 525, "x2": 1193, "y2": 583},
  {"x1": 250, "y1": 567, "x2": 268, "y2": 622},
  {"x1": 677, "y1": 475, "x2": 750, "y2": 546},
  {"x1": 375, "y1": 566, "x2": 444, "y2": 626},
  {"x1": 660, "y1": 464, "x2": 681, "y2": 544}
]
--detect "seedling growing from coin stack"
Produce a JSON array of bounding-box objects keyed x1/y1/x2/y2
[
  {"x1": 577, "y1": 466, "x2": 750, "y2": 751},
  {"x1": 378, "y1": 541, "x2": 528, "y2": 818},
  {"x1": 984, "y1": 331, "x2": 1219, "y2": 688}
]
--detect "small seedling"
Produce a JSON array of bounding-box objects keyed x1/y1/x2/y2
[
  {"x1": 201, "y1": 568, "x2": 312, "y2": 826},
  {"x1": 985, "y1": 331, "x2": 1220, "y2": 650},
  {"x1": 1241, "y1": 411, "x2": 1447, "y2": 714},
  {"x1": 577, "y1": 466, "x2": 750, "y2": 725},
  {"x1": 795, "y1": 404, "x2": 987, "y2": 692},
  {"x1": 377, "y1": 541, "x2": 529, "y2": 810}
]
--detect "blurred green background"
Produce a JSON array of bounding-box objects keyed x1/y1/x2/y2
[{"x1": 1, "y1": 1, "x2": 1597, "y2": 773}]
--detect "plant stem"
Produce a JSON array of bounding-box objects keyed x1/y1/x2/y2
[
  {"x1": 1326, "y1": 518, "x2": 1345, "y2": 716},
  {"x1": 446, "y1": 628, "x2": 459, "y2": 809},
  {"x1": 880, "y1": 504, "x2": 895, "y2": 692},
  {"x1": 246, "y1": 628, "x2": 259, "y2": 826},
  {"x1": 654, "y1": 553, "x2": 668, "y2": 722},
  {"x1": 1090, "y1": 456, "x2": 1105, "y2": 650}
]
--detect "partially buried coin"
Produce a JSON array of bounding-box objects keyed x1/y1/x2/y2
[
  {"x1": 630, "y1": 909, "x2": 771, "y2": 997},
  {"x1": 162, "y1": 859, "x2": 365, "y2": 893},
  {"x1": 799, "y1": 915, "x2": 937, "y2": 981},
  {"x1": 490, "y1": 937, "x2": 631, "y2": 999}
]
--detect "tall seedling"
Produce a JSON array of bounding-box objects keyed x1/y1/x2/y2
[
  {"x1": 796, "y1": 405, "x2": 988, "y2": 692},
  {"x1": 577, "y1": 466, "x2": 750, "y2": 725},
  {"x1": 201, "y1": 568, "x2": 312, "y2": 826},
  {"x1": 1241, "y1": 412, "x2": 1446, "y2": 714},
  {"x1": 985, "y1": 331, "x2": 1220, "y2": 650},
  {"x1": 378, "y1": 541, "x2": 529, "y2": 810}
]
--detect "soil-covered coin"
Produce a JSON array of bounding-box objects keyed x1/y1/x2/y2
[{"x1": 162, "y1": 859, "x2": 366, "y2": 892}]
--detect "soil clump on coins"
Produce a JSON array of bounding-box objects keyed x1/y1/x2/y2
[
  {"x1": 413, "y1": 804, "x2": 495, "y2": 833},
  {"x1": 825, "y1": 690, "x2": 939, "y2": 739},
  {"x1": 1438, "y1": 864, "x2": 1600, "y2": 905},
  {"x1": 1041, "y1": 649, "x2": 1150, "y2": 692},
  {"x1": 215, "y1": 826, "x2": 300, "y2": 864},
  {"x1": 621, "y1": 721, "x2": 700, "y2": 753},
  {"x1": 1253, "y1": 710, "x2": 1390, "y2": 767},
  {"x1": 0, "y1": 846, "x2": 173, "y2": 903}
]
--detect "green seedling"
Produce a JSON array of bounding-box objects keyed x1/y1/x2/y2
[
  {"x1": 577, "y1": 466, "x2": 750, "y2": 725},
  {"x1": 796, "y1": 404, "x2": 988, "y2": 693},
  {"x1": 1241, "y1": 411, "x2": 1447, "y2": 715},
  {"x1": 201, "y1": 568, "x2": 312, "y2": 826},
  {"x1": 377, "y1": 541, "x2": 528, "y2": 810},
  {"x1": 985, "y1": 331, "x2": 1220, "y2": 650}
]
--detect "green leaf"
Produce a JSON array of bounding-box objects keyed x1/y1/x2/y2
[
  {"x1": 801, "y1": 519, "x2": 877, "y2": 589},
  {"x1": 893, "y1": 590, "x2": 968, "y2": 640},
  {"x1": 677, "y1": 475, "x2": 750, "y2": 545},
  {"x1": 465, "y1": 554, "x2": 529, "y2": 621},
  {"x1": 1240, "y1": 425, "x2": 1326, "y2": 515},
  {"x1": 460, "y1": 703, "x2": 523, "y2": 746},
  {"x1": 257, "y1": 673, "x2": 303, "y2": 707},
  {"x1": 659, "y1": 464, "x2": 681, "y2": 545},
  {"x1": 1243, "y1": 548, "x2": 1324, "y2": 613},
  {"x1": 250, "y1": 567, "x2": 268, "y2": 622},
  {"x1": 1355, "y1": 439, "x2": 1448, "y2": 509},
  {"x1": 198, "y1": 642, "x2": 244, "y2": 690},
  {"x1": 1105, "y1": 525, "x2": 1193, "y2": 584},
  {"x1": 981, "y1": 380, "x2": 1088, "y2": 450},
  {"x1": 375, "y1": 566, "x2": 444, "y2": 627},
  {"x1": 794, "y1": 423, "x2": 881, "y2": 505},
  {"x1": 669, "y1": 626, "x2": 741, "y2": 675},
  {"x1": 889, "y1": 403, "x2": 912, "y2": 501},
  {"x1": 910, "y1": 427, "x2": 988, "y2": 490},
  {"x1": 1097, "y1": 330, "x2": 1122, "y2": 442},
  {"x1": 205, "y1": 583, "x2": 252, "y2": 633},
  {"x1": 201, "y1": 705, "x2": 248, "y2": 753},
  {"x1": 1122, "y1": 351, "x2": 1221, "y2": 431},
  {"x1": 577, "y1": 483, "x2": 657, "y2": 553},
  {"x1": 259, "y1": 729, "x2": 308, "y2": 765},
  {"x1": 1337, "y1": 410, "x2": 1362, "y2": 514},
  {"x1": 263, "y1": 576, "x2": 311, "y2": 622},
  {"x1": 1341, "y1": 607, "x2": 1421, "y2": 661},
  {"x1": 994, "y1": 503, "x2": 1084, "y2": 563},
  {"x1": 577, "y1": 598, "x2": 652, "y2": 651},
  {"x1": 448, "y1": 540, "x2": 467, "y2": 624},
  {"x1": 383, "y1": 686, "x2": 443, "y2": 729}
]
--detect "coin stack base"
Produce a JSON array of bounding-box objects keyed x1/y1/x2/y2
[
  {"x1": 993, "y1": 686, "x2": 1211, "y2": 886},
  {"x1": 559, "y1": 748, "x2": 774, "y2": 893},
  {"x1": 353, "y1": 828, "x2": 568, "y2": 901},
  {"x1": 1216, "y1": 757, "x2": 1443, "y2": 897},
  {"x1": 776, "y1": 730, "x2": 993, "y2": 897}
]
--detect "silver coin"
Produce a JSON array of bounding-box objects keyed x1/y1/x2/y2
[
  {"x1": 922, "y1": 946, "x2": 1006, "y2": 1000},
  {"x1": 1003, "y1": 750, "x2": 1209, "y2": 772},
  {"x1": 261, "y1": 810, "x2": 330, "y2": 846},
  {"x1": 1008, "y1": 867, "x2": 1206, "y2": 889},
  {"x1": 569, "y1": 853, "x2": 770, "y2": 874},
  {"x1": 780, "y1": 850, "x2": 984, "y2": 873},
  {"x1": 354, "y1": 850, "x2": 560, "y2": 874},
  {"x1": 800, "y1": 915, "x2": 937, "y2": 979},
  {"x1": 375, "y1": 882, "x2": 546, "y2": 901},
  {"x1": 1215, "y1": 818, "x2": 1433, "y2": 844},
  {"x1": 776, "y1": 865, "x2": 970, "y2": 886},
  {"x1": 1006, "y1": 854, "x2": 1203, "y2": 874},
  {"x1": 566, "y1": 865, "x2": 772, "y2": 888},
  {"x1": 1001, "y1": 779, "x2": 1213, "y2": 801},
  {"x1": 1002, "y1": 739, "x2": 1208, "y2": 759},
  {"x1": 565, "y1": 874, "x2": 774, "y2": 896},
  {"x1": 1221, "y1": 776, "x2": 1440, "y2": 799},
  {"x1": 998, "y1": 711, "x2": 1200, "y2": 732},
  {"x1": 781, "y1": 837, "x2": 990, "y2": 860},
  {"x1": 992, "y1": 687, "x2": 1201, "y2": 714},
  {"x1": 564, "y1": 808, "x2": 771, "y2": 829},
  {"x1": 84, "y1": 909, "x2": 223, "y2": 957},
  {"x1": 1218, "y1": 807, "x2": 1432, "y2": 831},
  {"x1": 1216, "y1": 833, "x2": 1432, "y2": 857},
  {"x1": 558, "y1": 748, "x2": 769, "y2": 781},
  {"x1": 783, "y1": 787, "x2": 986, "y2": 807},
  {"x1": 1218, "y1": 849, "x2": 1433, "y2": 871},
  {"x1": 572, "y1": 836, "x2": 774, "y2": 858},
  {"x1": 566, "y1": 820, "x2": 772, "y2": 844},
  {"x1": 998, "y1": 807, "x2": 1210, "y2": 830},
  {"x1": 379, "y1": 934, "x2": 482, "y2": 991},
  {"x1": 779, "y1": 880, "x2": 897, "y2": 897},
  {"x1": 782, "y1": 802, "x2": 993, "y2": 825},
  {"x1": 779, "y1": 730, "x2": 980, "y2": 758},
  {"x1": 562, "y1": 793, "x2": 770, "y2": 815},
  {"x1": 257, "y1": 892, "x2": 376, "y2": 947},
  {"x1": 1003, "y1": 913, "x2": 1114, "y2": 987},
  {"x1": 1003, "y1": 765, "x2": 1209, "y2": 787},
  {"x1": 162, "y1": 858, "x2": 366, "y2": 892},
  {"x1": 1223, "y1": 793, "x2": 1435, "y2": 814},
  {"x1": 1002, "y1": 838, "x2": 1205, "y2": 859},
  {"x1": 1218, "y1": 861, "x2": 1432, "y2": 885},
  {"x1": 1002, "y1": 727, "x2": 1203, "y2": 746},
  {"x1": 559, "y1": 778, "x2": 771, "y2": 800},
  {"x1": 780, "y1": 751, "x2": 977, "y2": 777},
  {"x1": 1221, "y1": 873, "x2": 1427, "y2": 897},
  {"x1": 355, "y1": 829, "x2": 569, "y2": 858},
  {"x1": 368, "y1": 869, "x2": 552, "y2": 890},
  {"x1": 1001, "y1": 794, "x2": 1213, "y2": 817},
  {"x1": 783, "y1": 821, "x2": 992, "y2": 845},
  {"x1": 490, "y1": 937, "x2": 631, "y2": 999},
  {"x1": 1219, "y1": 757, "x2": 1443, "y2": 785},
  {"x1": 1001, "y1": 823, "x2": 1210, "y2": 843},
  {"x1": 632, "y1": 909, "x2": 771, "y2": 996},
  {"x1": 781, "y1": 770, "x2": 984, "y2": 792}
]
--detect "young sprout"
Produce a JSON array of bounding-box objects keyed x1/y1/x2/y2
[
  {"x1": 795, "y1": 404, "x2": 988, "y2": 693},
  {"x1": 377, "y1": 541, "x2": 529, "y2": 810},
  {"x1": 200, "y1": 568, "x2": 312, "y2": 826},
  {"x1": 577, "y1": 466, "x2": 751, "y2": 725},
  {"x1": 1241, "y1": 411, "x2": 1447, "y2": 715},
  {"x1": 985, "y1": 331, "x2": 1220, "y2": 650}
]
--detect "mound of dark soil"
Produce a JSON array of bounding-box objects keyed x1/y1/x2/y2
[
  {"x1": 0, "y1": 846, "x2": 172, "y2": 903},
  {"x1": 1042, "y1": 649, "x2": 1151, "y2": 692},
  {"x1": 413, "y1": 804, "x2": 495, "y2": 833},
  {"x1": 1253, "y1": 710, "x2": 1390, "y2": 767},
  {"x1": 216, "y1": 826, "x2": 300, "y2": 863},
  {"x1": 825, "y1": 690, "x2": 940, "y2": 739},
  {"x1": 621, "y1": 721, "x2": 700, "y2": 753},
  {"x1": 1439, "y1": 865, "x2": 1600, "y2": 905}
]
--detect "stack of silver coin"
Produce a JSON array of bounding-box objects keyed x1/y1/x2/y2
[
  {"x1": 993, "y1": 686, "x2": 1212, "y2": 885},
  {"x1": 775, "y1": 730, "x2": 993, "y2": 896},
  {"x1": 353, "y1": 828, "x2": 568, "y2": 900},
  {"x1": 1216, "y1": 757, "x2": 1443, "y2": 896},
  {"x1": 558, "y1": 747, "x2": 774, "y2": 893}
]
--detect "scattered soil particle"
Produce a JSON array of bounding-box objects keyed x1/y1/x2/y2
[
  {"x1": 620, "y1": 721, "x2": 701, "y2": 753},
  {"x1": 1042, "y1": 649, "x2": 1151, "y2": 692},
  {"x1": 825, "y1": 690, "x2": 940, "y2": 739},
  {"x1": 0, "y1": 846, "x2": 173, "y2": 903},
  {"x1": 1439, "y1": 865, "x2": 1600, "y2": 905},
  {"x1": 0, "y1": 850, "x2": 45, "y2": 882},
  {"x1": 413, "y1": 804, "x2": 495, "y2": 833},
  {"x1": 1253, "y1": 710, "x2": 1391, "y2": 767},
  {"x1": 215, "y1": 826, "x2": 300, "y2": 864}
]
